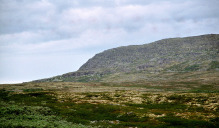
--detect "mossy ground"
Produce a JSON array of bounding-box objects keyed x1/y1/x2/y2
[{"x1": 0, "y1": 81, "x2": 218, "y2": 128}]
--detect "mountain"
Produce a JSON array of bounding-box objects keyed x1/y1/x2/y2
[{"x1": 34, "y1": 34, "x2": 219, "y2": 83}]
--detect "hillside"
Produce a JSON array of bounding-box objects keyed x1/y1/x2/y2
[{"x1": 34, "y1": 34, "x2": 219, "y2": 83}]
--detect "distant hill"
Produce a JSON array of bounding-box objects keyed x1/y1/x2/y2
[{"x1": 34, "y1": 34, "x2": 219, "y2": 83}]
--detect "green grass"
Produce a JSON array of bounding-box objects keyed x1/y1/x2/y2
[
  {"x1": 127, "y1": 103, "x2": 187, "y2": 112},
  {"x1": 184, "y1": 64, "x2": 200, "y2": 71},
  {"x1": 189, "y1": 84, "x2": 219, "y2": 93},
  {"x1": 190, "y1": 89, "x2": 219, "y2": 93},
  {"x1": 209, "y1": 61, "x2": 219, "y2": 70},
  {"x1": 23, "y1": 88, "x2": 44, "y2": 92},
  {"x1": 158, "y1": 116, "x2": 216, "y2": 128},
  {"x1": 0, "y1": 102, "x2": 94, "y2": 128},
  {"x1": 167, "y1": 95, "x2": 192, "y2": 103},
  {"x1": 0, "y1": 89, "x2": 218, "y2": 128}
]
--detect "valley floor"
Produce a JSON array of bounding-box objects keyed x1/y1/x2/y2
[{"x1": 0, "y1": 82, "x2": 218, "y2": 128}]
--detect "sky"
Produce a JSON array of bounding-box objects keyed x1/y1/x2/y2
[{"x1": 0, "y1": 0, "x2": 219, "y2": 84}]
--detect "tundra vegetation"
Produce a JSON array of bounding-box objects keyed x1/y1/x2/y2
[{"x1": 0, "y1": 80, "x2": 218, "y2": 128}]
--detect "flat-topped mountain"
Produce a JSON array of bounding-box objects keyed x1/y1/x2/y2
[{"x1": 34, "y1": 34, "x2": 219, "y2": 82}]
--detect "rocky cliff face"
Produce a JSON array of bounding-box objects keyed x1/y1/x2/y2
[{"x1": 34, "y1": 34, "x2": 219, "y2": 82}]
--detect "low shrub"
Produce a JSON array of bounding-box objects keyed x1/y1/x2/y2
[{"x1": 0, "y1": 103, "x2": 95, "y2": 128}]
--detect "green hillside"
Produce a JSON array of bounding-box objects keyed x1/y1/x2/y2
[{"x1": 34, "y1": 34, "x2": 219, "y2": 82}]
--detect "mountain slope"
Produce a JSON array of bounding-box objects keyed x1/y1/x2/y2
[{"x1": 34, "y1": 34, "x2": 219, "y2": 82}]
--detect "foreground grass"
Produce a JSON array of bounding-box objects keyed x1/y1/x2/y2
[
  {"x1": 0, "y1": 104, "x2": 93, "y2": 128},
  {"x1": 0, "y1": 90, "x2": 96, "y2": 128},
  {"x1": 0, "y1": 88, "x2": 218, "y2": 128}
]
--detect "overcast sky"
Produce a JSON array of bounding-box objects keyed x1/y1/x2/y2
[{"x1": 0, "y1": 0, "x2": 219, "y2": 83}]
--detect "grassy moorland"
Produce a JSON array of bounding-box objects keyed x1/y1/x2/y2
[{"x1": 0, "y1": 79, "x2": 218, "y2": 128}]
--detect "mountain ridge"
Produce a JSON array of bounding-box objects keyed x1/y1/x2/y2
[{"x1": 34, "y1": 34, "x2": 219, "y2": 82}]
